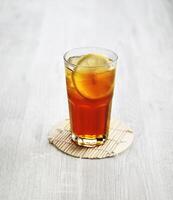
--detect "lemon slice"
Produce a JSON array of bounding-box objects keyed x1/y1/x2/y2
[
  {"x1": 72, "y1": 54, "x2": 115, "y2": 99},
  {"x1": 77, "y1": 53, "x2": 110, "y2": 67}
]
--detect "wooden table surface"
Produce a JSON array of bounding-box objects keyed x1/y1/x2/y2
[{"x1": 0, "y1": 0, "x2": 173, "y2": 199}]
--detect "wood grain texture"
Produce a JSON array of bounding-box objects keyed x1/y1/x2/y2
[{"x1": 0, "y1": 0, "x2": 173, "y2": 199}]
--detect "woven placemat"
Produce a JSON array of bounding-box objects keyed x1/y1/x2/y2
[{"x1": 48, "y1": 119, "x2": 134, "y2": 159}]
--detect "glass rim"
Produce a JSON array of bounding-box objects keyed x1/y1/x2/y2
[{"x1": 63, "y1": 47, "x2": 118, "y2": 68}]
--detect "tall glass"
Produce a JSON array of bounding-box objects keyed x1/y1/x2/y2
[{"x1": 64, "y1": 47, "x2": 118, "y2": 147}]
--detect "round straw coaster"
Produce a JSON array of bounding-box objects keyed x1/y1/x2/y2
[{"x1": 48, "y1": 119, "x2": 134, "y2": 159}]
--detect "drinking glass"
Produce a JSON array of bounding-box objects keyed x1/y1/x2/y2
[{"x1": 64, "y1": 47, "x2": 118, "y2": 147}]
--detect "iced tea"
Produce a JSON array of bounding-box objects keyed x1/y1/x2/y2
[{"x1": 64, "y1": 48, "x2": 117, "y2": 147}]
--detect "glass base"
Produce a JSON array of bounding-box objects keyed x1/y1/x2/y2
[{"x1": 71, "y1": 133, "x2": 107, "y2": 147}]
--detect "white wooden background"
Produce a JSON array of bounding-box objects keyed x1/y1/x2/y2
[{"x1": 0, "y1": 0, "x2": 173, "y2": 199}]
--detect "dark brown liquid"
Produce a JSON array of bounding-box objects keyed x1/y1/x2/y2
[{"x1": 65, "y1": 57, "x2": 115, "y2": 139}]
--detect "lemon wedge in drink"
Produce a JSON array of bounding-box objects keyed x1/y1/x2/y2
[
  {"x1": 77, "y1": 53, "x2": 110, "y2": 67},
  {"x1": 72, "y1": 53, "x2": 115, "y2": 99}
]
